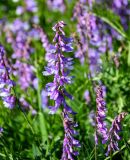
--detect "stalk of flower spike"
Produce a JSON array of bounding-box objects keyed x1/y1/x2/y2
[
  {"x1": 43, "y1": 21, "x2": 80, "y2": 159},
  {"x1": 0, "y1": 44, "x2": 15, "y2": 109},
  {"x1": 95, "y1": 86, "x2": 108, "y2": 144},
  {"x1": 106, "y1": 112, "x2": 128, "y2": 156}
]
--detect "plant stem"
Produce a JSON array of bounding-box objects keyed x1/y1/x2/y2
[
  {"x1": 34, "y1": 51, "x2": 48, "y2": 150},
  {"x1": 95, "y1": 143, "x2": 97, "y2": 160}
]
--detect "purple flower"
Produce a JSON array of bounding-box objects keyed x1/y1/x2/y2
[
  {"x1": 112, "y1": 0, "x2": 129, "y2": 31},
  {"x1": 106, "y1": 112, "x2": 128, "y2": 156},
  {"x1": 72, "y1": 1, "x2": 115, "y2": 76},
  {"x1": 0, "y1": 45, "x2": 15, "y2": 109},
  {"x1": 61, "y1": 108, "x2": 80, "y2": 160},
  {"x1": 88, "y1": 110, "x2": 96, "y2": 126},
  {"x1": 43, "y1": 21, "x2": 74, "y2": 114},
  {"x1": 41, "y1": 89, "x2": 48, "y2": 109},
  {"x1": 25, "y1": 0, "x2": 38, "y2": 12},
  {"x1": 84, "y1": 90, "x2": 90, "y2": 104},
  {"x1": 43, "y1": 21, "x2": 80, "y2": 159},
  {"x1": 47, "y1": 0, "x2": 66, "y2": 13},
  {"x1": 20, "y1": 97, "x2": 37, "y2": 115},
  {"x1": 13, "y1": 61, "x2": 35, "y2": 90},
  {"x1": 0, "y1": 127, "x2": 3, "y2": 134},
  {"x1": 16, "y1": 6, "x2": 24, "y2": 15},
  {"x1": 95, "y1": 86, "x2": 108, "y2": 144},
  {"x1": 34, "y1": 25, "x2": 51, "y2": 53}
]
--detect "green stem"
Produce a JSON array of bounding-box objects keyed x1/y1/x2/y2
[
  {"x1": 127, "y1": 41, "x2": 130, "y2": 66},
  {"x1": 34, "y1": 52, "x2": 48, "y2": 149},
  {"x1": 95, "y1": 143, "x2": 97, "y2": 160}
]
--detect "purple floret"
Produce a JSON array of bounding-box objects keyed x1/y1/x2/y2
[
  {"x1": 0, "y1": 45, "x2": 15, "y2": 109},
  {"x1": 95, "y1": 86, "x2": 108, "y2": 144},
  {"x1": 106, "y1": 112, "x2": 128, "y2": 156}
]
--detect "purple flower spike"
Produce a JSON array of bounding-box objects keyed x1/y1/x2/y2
[
  {"x1": 43, "y1": 21, "x2": 80, "y2": 159},
  {"x1": 95, "y1": 85, "x2": 108, "y2": 144},
  {"x1": 0, "y1": 45, "x2": 15, "y2": 109},
  {"x1": 106, "y1": 112, "x2": 128, "y2": 156},
  {"x1": 34, "y1": 25, "x2": 52, "y2": 61},
  {"x1": 61, "y1": 108, "x2": 81, "y2": 160},
  {"x1": 43, "y1": 21, "x2": 74, "y2": 114}
]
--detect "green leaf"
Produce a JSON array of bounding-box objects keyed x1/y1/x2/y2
[
  {"x1": 127, "y1": 41, "x2": 130, "y2": 66},
  {"x1": 92, "y1": 4, "x2": 128, "y2": 40}
]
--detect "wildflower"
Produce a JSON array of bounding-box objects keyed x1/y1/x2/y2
[
  {"x1": 0, "y1": 127, "x2": 3, "y2": 135},
  {"x1": 43, "y1": 21, "x2": 80, "y2": 159},
  {"x1": 47, "y1": 0, "x2": 66, "y2": 13},
  {"x1": 112, "y1": 0, "x2": 129, "y2": 31},
  {"x1": 25, "y1": 0, "x2": 38, "y2": 12},
  {"x1": 88, "y1": 110, "x2": 96, "y2": 126},
  {"x1": 13, "y1": 60, "x2": 35, "y2": 90},
  {"x1": 43, "y1": 21, "x2": 73, "y2": 114},
  {"x1": 106, "y1": 112, "x2": 128, "y2": 156},
  {"x1": 5, "y1": 19, "x2": 36, "y2": 91},
  {"x1": 73, "y1": 0, "x2": 114, "y2": 76},
  {"x1": 33, "y1": 24, "x2": 51, "y2": 60},
  {"x1": 41, "y1": 89, "x2": 48, "y2": 109},
  {"x1": 84, "y1": 90, "x2": 90, "y2": 104},
  {"x1": 0, "y1": 44, "x2": 15, "y2": 109},
  {"x1": 95, "y1": 86, "x2": 108, "y2": 144},
  {"x1": 61, "y1": 108, "x2": 80, "y2": 160}
]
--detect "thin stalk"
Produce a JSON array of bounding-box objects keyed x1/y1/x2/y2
[
  {"x1": 95, "y1": 143, "x2": 97, "y2": 160},
  {"x1": 34, "y1": 51, "x2": 48, "y2": 148},
  {"x1": 127, "y1": 41, "x2": 130, "y2": 66}
]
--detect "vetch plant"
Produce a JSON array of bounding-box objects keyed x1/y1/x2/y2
[
  {"x1": 43, "y1": 21, "x2": 80, "y2": 159},
  {"x1": 106, "y1": 112, "x2": 128, "y2": 156},
  {"x1": 95, "y1": 85, "x2": 108, "y2": 145}
]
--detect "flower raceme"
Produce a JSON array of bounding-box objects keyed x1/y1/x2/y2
[
  {"x1": 95, "y1": 85, "x2": 108, "y2": 144},
  {"x1": 43, "y1": 21, "x2": 80, "y2": 159},
  {"x1": 0, "y1": 44, "x2": 15, "y2": 109},
  {"x1": 95, "y1": 86, "x2": 128, "y2": 156},
  {"x1": 106, "y1": 112, "x2": 128, "y2": 156},
  {"x1": 43, "y1": 21, "x2": 74, "y2": 114}
]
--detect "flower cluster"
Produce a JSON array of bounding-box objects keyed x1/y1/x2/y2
[
  {"x1": 43, "y1": 21, "x2": 80, "y2": 159},
  {"x1": 112, "y1": 0, "x2": 129, "y2": 31},
  {"x1": 34, "y1": 25, "x2": 50, "y2": 52},
  {"x1": 16, "y1": 0, "x2": 38, "y2": 15},
  {"x1": 34, "y1": 25, "x2": 52, "y2": 61},
  {"x1": 73, "y1": 0, "x2": 114, "y2": 76},
  {"x1": 13, "y1": 60, "x2": 35, "y2": 90},
  {"x1": 43, "y1": 21, "x2": 73, "y2": 114},
  {"x1": 4, "y1": 18, "x2": 37, "y2": 91},
  {"x1": 95, "y1": 85, "x2": 108, "y2": 144},
  {"x1": 47, "y1": 0, "x2": 66, "y2": 13},
  {"x1": 106, "y1": 112, "x2": 128, "y2": 156},
  {"x1": 61, "y1": 108, "x2": 80, "y2": 160},
  {"x1": 0, "y1": 45, "x2": 15, "y2": 109}
]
